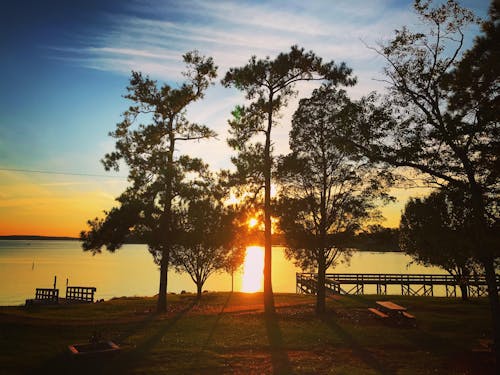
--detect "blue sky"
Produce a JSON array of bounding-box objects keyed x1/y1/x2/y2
[{"x1": 0, "y1": 0, "x2": 491, "y2": 235}]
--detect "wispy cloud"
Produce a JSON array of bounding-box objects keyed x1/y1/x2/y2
[
  {"x1": 43, "y1": 0, "x2": 422, "y2": 169},
  {"x1": 47, "y1": 0, "x2": 417, "y2": 82}
]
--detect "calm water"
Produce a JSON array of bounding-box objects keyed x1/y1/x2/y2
[{"x1": 0, "y1": 240, "x2": 444, "y2": 306}]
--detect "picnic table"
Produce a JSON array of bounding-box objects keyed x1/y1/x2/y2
[
  {"x1": 376, "y1": 300, "x2": 406, "y2": 313},
  {"x1": 368, "y1": 300, "x2": 416, "y2": 323}
]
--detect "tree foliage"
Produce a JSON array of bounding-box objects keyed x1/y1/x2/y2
[
  {"x1": 222, "y1": 45, "x2": 355, "y2": 313},
  {"x1": 400, "y1": 189, "x2": 483, "y2": 299},
  {"x1": 170, "y1": 174, "x2": 246, "y2": 298},
  {"x1": 277, "y1": 86, "x2": 392, "y2": 313},
  {"x1": 81, "y1": 51, "x2": 218, "y2": 312},
  {"x1": 327, "y1": 0, "x2": 499, "y2": 353},
  {"x1": 330, "y1": 0, "x2": 497, "y2": 195}
]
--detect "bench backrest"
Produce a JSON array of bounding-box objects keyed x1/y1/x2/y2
[
  {"x1": 66, "y1": 286, "x2": 96, "y2": 302},
  {"x1": 35, "y1": 288, "x2": 59, "y2": 301}
]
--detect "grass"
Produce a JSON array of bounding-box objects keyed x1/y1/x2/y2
[{"x1": 0, "y1": 292, "x2": 495, "y2": 374}]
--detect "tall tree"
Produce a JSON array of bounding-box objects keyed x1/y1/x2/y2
[
  {"x1": 221, "y1": 46, "x2": 355, "y2": 313},
  {"x1": 329, "y1": 1, "x2": 500, "y2": 353},
  {"x1": 400, "y1": 189, "x2": 483, "y2": 300},
  {"x1": 277, "y1": 86, "x2": 392, "y2": 314},
  {"x1": 81, "y1": 51, "x2": 217, "y2": 313}
]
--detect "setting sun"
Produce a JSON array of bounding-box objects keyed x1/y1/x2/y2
[
  {"x1": 241, "y1": 246, "x2": 264, "y2": 293},
  {"x1": 247, "y1": 217, "x2": 258, "y2": 228}
]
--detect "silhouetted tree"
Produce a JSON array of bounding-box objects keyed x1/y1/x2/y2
[
  {"x1": 400, "y1": 189, "x2": 483, "y2": 300},
  {"x1": 277, "y1": 87, "x2": 392, "y2": 314},
  {"x1": 81, "y1": 51, "x2": 217, "y2": 313},
  {"x1": 221, "y1": 46, "x2": 355, "y2": 313},
  {"x1": 222, "y1": 209, "x2": 250, "y2": 293},
  {"x1": 171, "y1": 174, "x2": 245, "y2": 299},
  {"x1": 329, "y1": 1, "x2": 500, "y2": 353},
  {"x1": 80, "y1": 194, "x2": 146, "y2": 252}
]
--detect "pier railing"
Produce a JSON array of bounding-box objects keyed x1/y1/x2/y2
[{"x1": 296, "y1": 273, "x2": 499, "y2": 297}]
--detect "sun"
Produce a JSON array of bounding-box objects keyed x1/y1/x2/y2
[
  {"x1": 247, "y1": 217, "x2": 258, "y2": 228},
  {"x1": 241, "y1": 246, "x2": 264, "y2": 293}
]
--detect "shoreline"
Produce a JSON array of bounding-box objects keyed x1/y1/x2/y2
[{"x1": 0, "y1": 235, "x2": 79, "y2": 241}]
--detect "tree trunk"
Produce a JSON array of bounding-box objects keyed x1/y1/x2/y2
[
  {"x1": 157, "y1": 129, "x2": 175, "y2": 314},
  {"x1": 263, "y1": 93, "x2": 275, "y2": 315},
  {"x1": 482, "y1": 256, "x2": 499, "y2": 358},
  {"x1": 316, "y1": 255, "x2": 326, "y2": 315},
  {"x1": 157, "y1": 248, "x2": 169, "y2": 313},
  {"x1": 469, "y1": 182, "x2": 499, "y2": 359},
  {"x1": 196, "y1": 282, "x2": 203, "y2": 299},
  {"x1": 263, "y1": 188, "x2": 274, "y2": 313},
  {"x1": 317, "y1": 144, "x2": 328, "y2": 316},
  {"x1": 459, "y1": 283, "x2": 468, "y2": 301}
]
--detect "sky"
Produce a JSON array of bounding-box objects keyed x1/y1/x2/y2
[{"x1": 0, "y1": 0, "x2": 490, "y2": 236}]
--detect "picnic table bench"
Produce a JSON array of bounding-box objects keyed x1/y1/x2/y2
[
  {"x1": 25, "y1": 288, "x2": 59, "y2": 307},
  {"x1": 368, "y1": 307, "x2": 389, "y2": 318},
  {"x1": 401, "y1": 311, "x2": 416, "y2": 319}
]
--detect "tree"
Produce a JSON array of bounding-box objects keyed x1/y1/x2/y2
[
  {"x1": 329, "y1": 0, "x2": 500, "y2": 353},
  {"x1": 277, "y1": 86, "x2": 392, "y2": 314},
  {"x1": 170, "y1": 174, "x2": 245, "y2": 299},
  {"x1": 221, "y1": 209, "x2": 250, "y2": 293},
  {"x1": 221, "y1": 46, "x2": 355, "y2": 313},
  {"x1": 81, "y1": 51, "x2": 217, "y2": 313},
  {"x1": 400, "y1": 189, "x2": 482, "y2": 300}
]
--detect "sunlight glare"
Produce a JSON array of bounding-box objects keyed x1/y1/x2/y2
[
  {"x1": 248, "y1": 217, "x2": 258, "y2": 228},
  {"x1": 241, "y1": 246, "x2": 264, "y2": 293}
]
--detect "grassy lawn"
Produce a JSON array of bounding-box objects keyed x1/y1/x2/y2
[{"x1": 0, "y1": 292, "x2": 495, "y2": 374}]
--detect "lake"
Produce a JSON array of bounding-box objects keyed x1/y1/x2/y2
[{"x1": 0, "y1": 240, "x2": 444, "y2": 306}]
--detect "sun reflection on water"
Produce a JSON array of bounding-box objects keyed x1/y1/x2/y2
[{"x1": 241, "y1": 246, "x2": 264, "y2": 293}]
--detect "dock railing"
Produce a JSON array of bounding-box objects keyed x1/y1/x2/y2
[{"x1": 296, "y1": 273, "x2": 499, "y2": 297}]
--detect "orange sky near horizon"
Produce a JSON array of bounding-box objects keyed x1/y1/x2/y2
[
  {"x1": 0, "y1": 170, "x2": 126, "y2": 237},
  {"x1": 0, "y1": 170, "x2": 433, "y2": 237}
]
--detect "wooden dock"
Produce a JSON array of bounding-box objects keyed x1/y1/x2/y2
[{"x1": 296, "y1": 273, "x2": 499, "y2": 297}]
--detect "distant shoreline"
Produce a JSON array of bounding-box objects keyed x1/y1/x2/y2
[
  {"x1": 0, "y1": 235, "x2": 79, "y2": 241},
  {"x1": 0, "y1": 235, "x2": 401, "y2": 252}
]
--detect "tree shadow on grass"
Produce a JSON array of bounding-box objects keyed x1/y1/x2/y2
[
  {"x1": 30, "y1": 301, "x2": 196, "y2": 375},
  {"x1": 202, "y1": 292, "x2": 232, "y2": 349},
  {"x1": 179, "y1": 292, "x2": 234, "y2": 372},
  {"x1": 112, "y1": 300, "x2": 197, "y2": 370},
  {"x1": 196, "y1": 295, "x2": 293, "y2": 374},
  {"x1": 265, "y1": 312, "x2": 293, "y2": 375},
  {"x1": 321, "y1": 314, "x2": 395, "y2": 375},
  {"x1": 331, "y1": 293, "x2": 374, "y2": 308}
]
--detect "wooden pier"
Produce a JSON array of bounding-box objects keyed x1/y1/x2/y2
[{"x1": 296, "y1": 273, "x2": 499, "y2": 297}]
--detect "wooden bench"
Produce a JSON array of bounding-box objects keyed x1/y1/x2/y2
[
  {"x1": 66, "y1": 286, "x2": 96, "y2": 303},
  {"x1": 368, "y1": 307, "x2": 389, "y2": 318},
  {"x1": 401, "y1": 311, "x2": 416, "y2": 319},
  {"x1": 25, "y1": 288, "x2": 59, "y2": 307}
]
